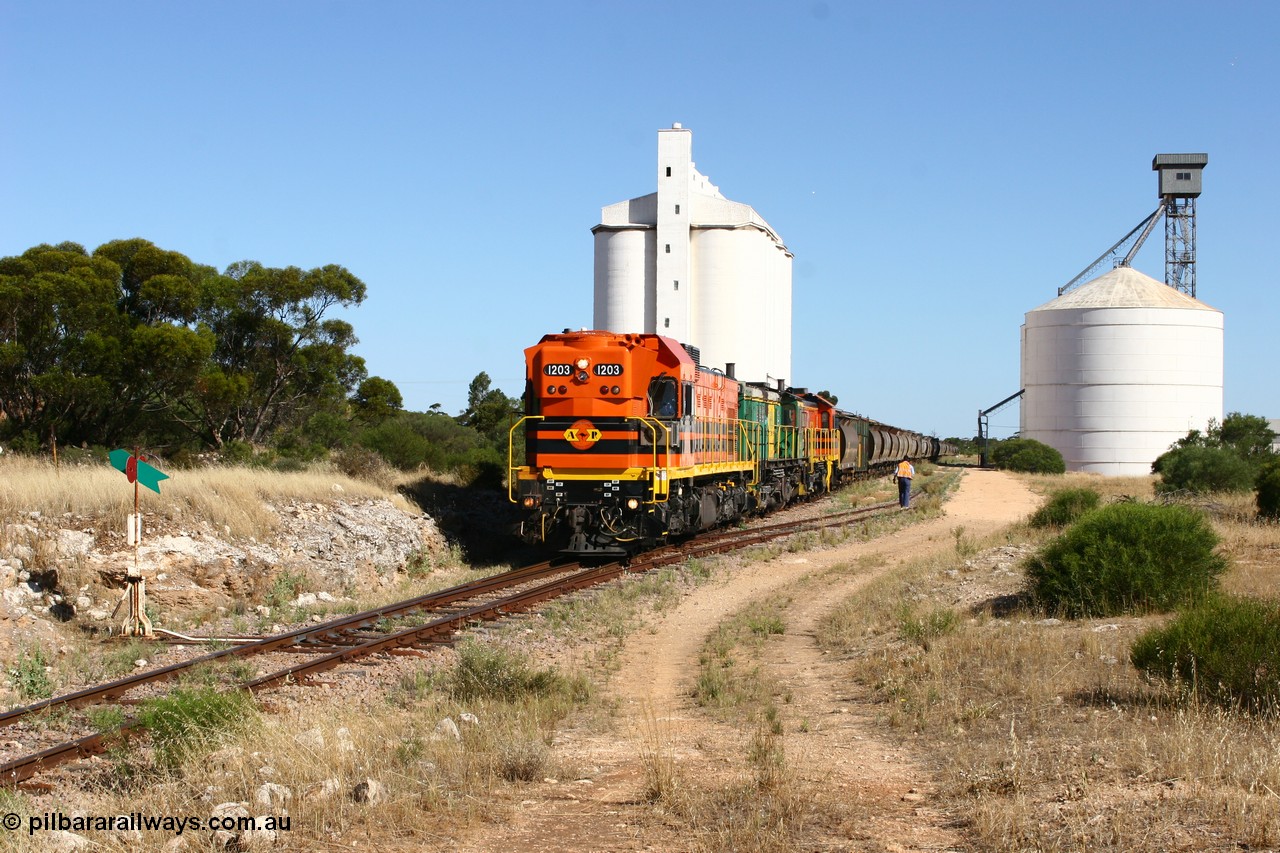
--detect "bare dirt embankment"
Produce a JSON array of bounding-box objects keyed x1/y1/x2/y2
[{"x1": 454, "y1": 468, "x2": 1040, "y2": 853}]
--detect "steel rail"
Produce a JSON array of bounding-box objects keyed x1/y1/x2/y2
[
  {"x1": 0, "y1": 558, "x2": 576, "y2": 726},
  {"x1": 242, "y1": 560, "x2": 632, "y2": 692},
  {"x1": 0, "y1": 563, "x2": 629, "y2": 786},
  {"x1": 0, "y1": 494, "x2": 912, "y2": 786}
]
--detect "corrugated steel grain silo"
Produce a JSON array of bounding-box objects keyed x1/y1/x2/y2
[{"x1": 1020, "y1": 266, "x2": 1223, "y2": 475}]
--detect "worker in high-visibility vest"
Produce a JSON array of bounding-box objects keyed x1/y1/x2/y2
[{"x1": 894, "y1": 457, "x2": 915, "y2": 508}]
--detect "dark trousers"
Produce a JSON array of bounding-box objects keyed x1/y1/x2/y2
[{"x1": 898, "y1": 477, "x2": 912, "y2": 508}]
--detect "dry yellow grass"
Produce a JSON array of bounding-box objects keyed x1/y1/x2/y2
[
  {"x1": 0, "y1": 650, "x2": 592, "y2": 853},
  {"x1": 815, "y1": 472, "x2": 1280, "y2": 851},
  {"x1": 0, "y1": 455, "x2": 415, "y2": 540},
  {"x1": 7, "y1": 465, "x2": 1275, "y2": 851}
]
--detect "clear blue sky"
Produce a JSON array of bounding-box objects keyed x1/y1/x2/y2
[{"x1": 3, "y1": 1, "x2": 1275, "y2": 440}]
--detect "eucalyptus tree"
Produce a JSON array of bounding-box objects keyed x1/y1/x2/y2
[{"x1": 0, "y1": 239, "x2": 398, "y2": 454}]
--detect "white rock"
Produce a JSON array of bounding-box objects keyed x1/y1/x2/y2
[
  {"x1": 433, "y1": 717, "x2": 461, "y2": 742},
  {"x1": 45, "y1": 830, "x2": 91, "y2": 852},
  {"x1": 316, "y1": 591, "x2": 336, "y2": 602},
  {"x1": 110, "y1": 825, "x2": 143, "y2": 845},
  {"x1": 335, "y1": 727, "x2": 355, "y2": 753},
  {"x1": 210, "y1": 801, "x2": 250, "y2": 821},
  {"x1": 291, "y1": 592, "x2": 317, "y2": 607},
  {"x1": 459, "y1": 712, "x2": 480, "y2": 726},
  {"x1": 294, "y1": 729, "x2": 325, "y2": 751},
  {"x1": 254, "y1": 781, "x2": 292, "y2": 808},
  {"x1": 56, "y1": 529, "x2": 94, "y2": 556},
  {"x1": 351, "y1": 778, "x2": 384, "y2": 804},
  {"x1": 304, "y1": 778, "x2": 342, "y2": 802}
]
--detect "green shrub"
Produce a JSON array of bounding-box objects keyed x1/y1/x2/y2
[
  {"x1": 992, "y1": 438, "x2": 1065, "y2": 474},
  {"x1": 357, "y1": 418, "x2": 434, "y2": 470},
  {"x1": 1025, "y1": 503, "x2": 1226, "y2": 618},
  {"x1": 332, "y1": 445, "x2": 398, "y2": 487},
  {"x1": 455, "y1": 445, "x2": 506, "y2": 489},
  {"x1": 450, "y1": 639, "x2": 584, "y2": 704},
  {"x1": 264, "y1": 569, "x2": 308, "y2": 609},
  {"x1": 137, "y1": 687, "x2": 257, "y2": 767},
  {"x1": 10, "y1": 648, "x2": 53, "y2": 700},
  {"x1": 898, "y1": 605, "x2": 959, "y2": 651},
  {"x1": 1131, "y1": 594, "x2": 1280, "y2": 713},
  {"x1": 1257, "y1": 457, "x2": 1280, "y2": 519},
  {"x1": 1152, "y1": 445, "x2": 1254, "y2": 494},
  {"x1": 1028, "y1": 487, "x2": 1101, "y2": 528}
]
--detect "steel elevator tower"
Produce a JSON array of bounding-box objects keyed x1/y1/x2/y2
[{"x1": 1153, "y1": 153, "x2": 1207, "y2": 298}]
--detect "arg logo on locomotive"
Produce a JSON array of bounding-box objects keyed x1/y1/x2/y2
[{"x1": 564, "y1": 419, "x2": 601, "y2": 450}]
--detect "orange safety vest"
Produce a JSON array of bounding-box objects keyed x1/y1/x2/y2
[{"x1": 896, "y1": 461, "x2": 914, "y2": 479}]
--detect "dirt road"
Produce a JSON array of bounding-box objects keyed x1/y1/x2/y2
[{"x1": 458, "y1": 468, "x2": 1040, "y2": 852}]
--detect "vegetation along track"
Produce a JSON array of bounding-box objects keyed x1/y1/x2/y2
[{"x1": 0, "y1": 495, "x2": 907, "y2": 786}]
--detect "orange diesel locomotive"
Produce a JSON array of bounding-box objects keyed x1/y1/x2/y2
[{"x1": 509, "y1": 330, "x2": 845, "y2": 555}]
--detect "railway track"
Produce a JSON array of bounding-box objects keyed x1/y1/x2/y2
[{"x1": 0, "y1": 495, "x2": 907, "y2": 787}]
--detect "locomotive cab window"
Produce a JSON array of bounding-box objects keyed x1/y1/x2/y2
[{"x1": 648, "y1": 376, "x2": 678, "y2": 419}]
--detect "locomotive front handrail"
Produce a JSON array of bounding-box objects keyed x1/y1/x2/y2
[{"x1": 507, "y1": 415, "x2": 544, "y2": 503}]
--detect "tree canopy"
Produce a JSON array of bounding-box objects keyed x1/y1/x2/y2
[
  {"x1": 0, "y1": 239, "x2": 392, "y2": 454},
  {"x1": 0, "y1": 238, "x2": 526, "y2": 486},
  {"x1": 1154, "y1": 412, "x2": 1277, "y2": 494}
]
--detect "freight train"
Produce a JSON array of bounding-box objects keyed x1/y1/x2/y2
[{"x1": 508, "y1": 330, "x2": 954, "y2": 556}]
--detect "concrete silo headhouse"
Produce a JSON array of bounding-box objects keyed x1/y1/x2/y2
[{"x1": 591, "y1": 124, "x2": 793, "y2": 385}]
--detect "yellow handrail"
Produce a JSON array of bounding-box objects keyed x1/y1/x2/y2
[
  {"x1": 507, "y1": 415, "x2": 543, "y2": 502},
  {"x1": 627, "y1": 416, "x2": 670, "y2": 503}
]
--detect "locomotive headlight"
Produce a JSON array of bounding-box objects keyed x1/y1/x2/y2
[
  {"x1": 522, "y1": 496, "x2": 539, "y2": 509},
  {"x1": 626, "y1": 498, "x2": 640, "y2": 510},
  {"x1": 611, "y1": 385, "x2": 621, "y2": 395},
  {"x1": 575, "y1": 371, "x2": 589, "y2": 383},
  {"x1": 575, "y1": 357, "x2": 589, "y2": 370}
]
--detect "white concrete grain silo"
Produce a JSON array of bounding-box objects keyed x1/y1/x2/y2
[
  {"x1": 1020, "y1": 266, "x2": 1223, "y2": 476},
  {"x1": 592, "y1": 124, "x2": 792, "y2": 385}
]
